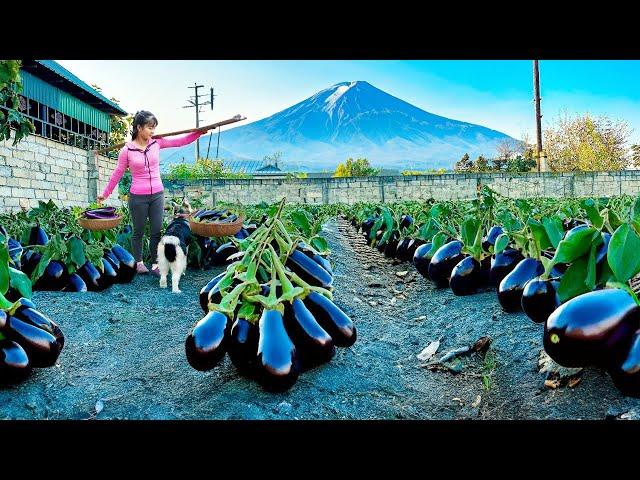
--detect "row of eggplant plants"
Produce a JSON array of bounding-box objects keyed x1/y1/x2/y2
[
  {"x1": 343, "y1": 188, "x2": 640, "y2": 397},
  {"x1": 0, "y1": 200, "x2": 137, "y2": 295},
  {"x1": 0, "y1": 233, "x2": 65, "y2": 384},
  {"x1": 190, "y1": 199, "x2": 355, "y2": 392}
]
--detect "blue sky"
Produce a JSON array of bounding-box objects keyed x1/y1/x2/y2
[{"x1": 56, "y1": 60, "x2": 640, "y2": 144}]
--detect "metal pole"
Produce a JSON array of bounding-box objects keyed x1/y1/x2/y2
[{"x1": 533, "y1": 60, "x2": 543, "y2": 172}]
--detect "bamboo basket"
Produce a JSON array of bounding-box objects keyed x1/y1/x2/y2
[
  {"x1": 78, "y1": 215, "x2": 122, "y2": 231},
  {"x1": 190, "y1": 216, "x2": 245, "y2": 237}
]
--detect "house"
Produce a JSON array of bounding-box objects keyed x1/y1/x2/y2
[
  {"x1": 15, "y1": 60, "x2": 128, "y2": 151},
  {"x1": 0, "y1": 60, "x2": 127, "y2": 212}
]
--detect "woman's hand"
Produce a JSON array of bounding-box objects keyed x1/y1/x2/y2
[{"x1": 97, "y1": 194, "x2": 105, "y2": 204}]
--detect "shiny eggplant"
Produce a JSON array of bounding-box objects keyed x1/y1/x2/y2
[
  {"x1": 399, "y1": 214, "x2": 413, "y2": 230},
  {"x1": 34, "y1": 260, "x2": 69, "y2": 291},
  {"x1": 361, "y1": 218, "x2": 376, "y2": 238},
  {"x1": 608, "y1": 329, "x2": 640, "y2": 397},
  {"x1": 383, "y1": 231, "x2": 400, "y2": 258},
  {"x1": 303, "y1": 292, "x2": 357, "y2": 347},
  {"x1": 449, "y1": 256, "x2": 481, "y2": 296},
  {"x1": 96, "y1": 258, "x2": 118, "y2": 290},
  {"x1": 489, "y1": 248, "x2": 525, "y2": 286},
  {"x1": 228, "y1": 317, "x2": 259, "y2": 376},
  {"x1": 482, "y1": 225, "x2": 504, "y2": 251},
  {"x1": 286, "y1": 249, "x2": 333, "y2": 289},
  {"x1": 498, "y1": 258, "x2": 544, "y2": 312},
  {"x1": 199, "y1": 272, "x2": 226, "y2": 313},
  {"x1": 406, "y1": 238, "x2": 425, "y2": 261},
  {"x1": 284, "y1": 298, "x2": 335, "y2": 369},
  {"x1": 77, "y1": 261, "x2": 105, "y2": 292},
  {"x1": 255, "y1": 309, "x2": 300, "y2": 392},
  {"x1": 185, "y1": 311, "x2": 230, "y2": 371},
  {"x1": 234, "y1": 228, "x2": 250, "y2": 240},
  {"x1": 20, "y1": 250, "x2": 42, "y2": 278},
  {"x1": 413, "y1": 242, "x2": 433, "y2": 278},
  {"x1": 521, "y1": 276, "x2": 561, "y2": 324},
  {"x1": 111, "y1": 244, "x2": 136, "y2": 283},
  {"x1": 63, "y1": 273, "x2": 87, "y2": 292},
  {"x1": 2, "y1": 315, "x2": 61, "y2": 368},
  {"x1": 213, "y1": 242, "x2": 238, "y2": 266},
  {"x1": 394, "y1": 238, "x2": 413, "y2": 262},
  {"x1": 28, "y1": 226, "x2": 49, "y2": 246},
  {"x1": 0, "y1": 339, "x2": 31, "y2": 384},
  {"x1": 12, "y1": 307, "x2": 64, "y2": 349},
  {"x1": 8, "y1": 238, "x2": 22, "y2": 269},
  {"x1": 296, "y1": 243, "x2": 333, "y2": 275},
  {"x1": 428, "y1": 240, "x2": 465, "y2": 287},
  {"x1": 544, "y1": 288, "x2": 640, "y2": 368}
]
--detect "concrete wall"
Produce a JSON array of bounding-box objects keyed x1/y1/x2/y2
[
  {"x1": 162, "y1": 171, "x2": 640, "y2": 206},
  {"x1": 0, "y1": 135, "x2": 117, "y2": 212}
]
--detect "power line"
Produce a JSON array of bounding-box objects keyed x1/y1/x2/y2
[{"x1": 183, "y1": 84, "x2": 214, "y2": 159}]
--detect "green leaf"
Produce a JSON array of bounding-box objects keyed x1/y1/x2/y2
[
  {"x1": 382, "y1": 208, "x2": 394, "y2": 233},
  {"x1": 369, "y1": 217, "x2": 383, "y2": 240},
  {"x1": 528, "y1": 218, "x2": 552, "y2": 252},
  {"x1": 310, "y1": 236, "x2": 328, "y2": 253},
  {"x1": 237, "y1": 302, "x2": 256, "y2": 319},
  {"x1": 0, "y1": 238, "x2": 9, "y2": 295},
  {"x1": 558, "y1": 257, "x2": 591, "y2": 303},
  {"x1": 494, "y1": 233, "x2": 509, "y2": 254},
  {"x1": 597, "y1": 259, "x2": 615, "y2": 287},
  {"x1": 31, "y1": 250, "x2": 52, "y2": 284},
  {"x1": 554, "y1": 226, "x2": 597, "y2": 264},
  {"x1": 608, "y1": 223, "x2": 640, "y2": 283},
  {"x1": 608, "y1": 209, "x2": 624, "y2": 231},
  {"x1": 427, "y1": 232, "x2": 448, "y2": 259},
  {"x1": 416, "y1": 218, "x2": 439, "y2": 241},
  {"x1": 585, "y1": 242, "x2": 597, "y2": 291},
  {"x1": 290, "y1": 210, "x2": 312, "y2": 237},
  {"x1": 9, "y1": 267, "x2": 31, "y2": 299},
  {"x1": 631, "y1": 194, "x2": 640, "y2": 232},
  {"x1": 581, "y1": 199, "x2": 603, "y2": 229},
  {"x1": 461, "y1": 217, "x2": 480, "y2": 249},
  {"x1": 69, "y1": 237, "x2": 86, "y2": 268},
  {"x1": 542, "y1": 216, "x2": 564, "y2": 249}
]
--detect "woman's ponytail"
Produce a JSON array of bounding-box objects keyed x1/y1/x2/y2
[{"x1": 131, "y1": 110, "x2": 159, "y2": 140}]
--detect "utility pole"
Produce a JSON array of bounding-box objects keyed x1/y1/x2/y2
[
  {"x1": 533, "y1": 60, "x2": 543, "y2": 172},
  {"x1": 182, "y1": 83, "x2": 213, "y2": 159}
]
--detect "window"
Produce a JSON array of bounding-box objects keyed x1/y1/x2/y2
[{"x1": 0, "y1": 94, "x2": 110, "y2": 151}]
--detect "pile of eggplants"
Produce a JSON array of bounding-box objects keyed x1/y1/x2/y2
[
  {"x1": 13, "y1": 225, "x2": 137, "y2": 295},
  {"x1": 0, "y1": 234, "x2": 65, "y2": 385},
  {"x1": 188, "y1": 199, "x2": 356, "y2": 392},
  {"x1": 81, "y1": 207, "x2": 119, "y2": 219}
]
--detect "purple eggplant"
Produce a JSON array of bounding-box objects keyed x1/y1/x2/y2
[
  {"x1": 185, "y1": 311, "x2": 230, "y2": 371},
  {"x1": 284, "y1": 298, "x2": 335, "y2": 369},
  {"x1": 0, "y1": 339, "x2": 31, "y2": 384},
  {"x1": 303, "y1": 292, "x2": 357, "y2": 347},
  {"x1": 255, "y1": 309, "x2": 300, "y2": 392},
  {"x1": 498, "y1": 258, "x2": 544, "y2": 312}
]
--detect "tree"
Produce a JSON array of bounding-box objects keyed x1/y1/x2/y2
[
  {"x1": 632, "y1": 144, "x2": 640, "y2": 169},
  {"x1": 333, "y1": 157, "x2": 380, "y2": 177},
  {"x1": 263, "y1": 151, "x2": 283, "y2": 167},
  {"x1": 544, "y1": 111, "x2": 632, "y2": 171},
  {"x1": 454, "y1": 153, "x2": 473, "y2": 172},
  {"x1": 91, "y1": 83, "x2": 133, "y2": 150},
  {"x1": 474, "y1": 155, "x2": 489, "y2": 172},
  {"x1": 506, "y1": 156, "x2": 537, "y2": 172},
  {"x1": 0, "y1": 60, "x2": 35, "y2": 145}
]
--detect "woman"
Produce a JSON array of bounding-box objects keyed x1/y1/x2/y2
[{"x1": 99, "y1": 110, "x2": 210, "y2": 275}]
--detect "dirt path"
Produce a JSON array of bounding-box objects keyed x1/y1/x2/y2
[{"x1": 2, "y1": 218, "x2": 640, "y2": 419}]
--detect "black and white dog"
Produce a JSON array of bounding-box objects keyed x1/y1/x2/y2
[{"x1": 157, "y1": 216, "x2": 192, "y2": 294}]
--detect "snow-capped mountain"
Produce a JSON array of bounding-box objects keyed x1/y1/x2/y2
[{"x1": 160, "y1": 80, "x2": 516, "y2": 171}]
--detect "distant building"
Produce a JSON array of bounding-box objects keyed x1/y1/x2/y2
[{"x1": 254, "y1": 163, "x2": 287, "y2": 179}]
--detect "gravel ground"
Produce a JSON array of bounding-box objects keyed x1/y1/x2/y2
[{"x1": 2, "y1": 218, "x2": 640, "y2": 420}]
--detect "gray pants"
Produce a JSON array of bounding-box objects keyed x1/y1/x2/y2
[{"x1": 127, "y1": 191, "x2": 164, "y2": 263}]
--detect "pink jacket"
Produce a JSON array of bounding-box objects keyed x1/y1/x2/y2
[{"x1": 101, "y1": 131, "x2": 203, "y2": 198}]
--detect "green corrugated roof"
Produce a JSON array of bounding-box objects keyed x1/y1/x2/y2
[
  {"x1": 20, "y1": 60, "x2": 128, "y2": 116},
  {"x1": 36, "y1": 61, "x2": 128, "y2": 115},
  {"x1": 20, "y1": 70, "x2": 112, "y2": 131}
]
